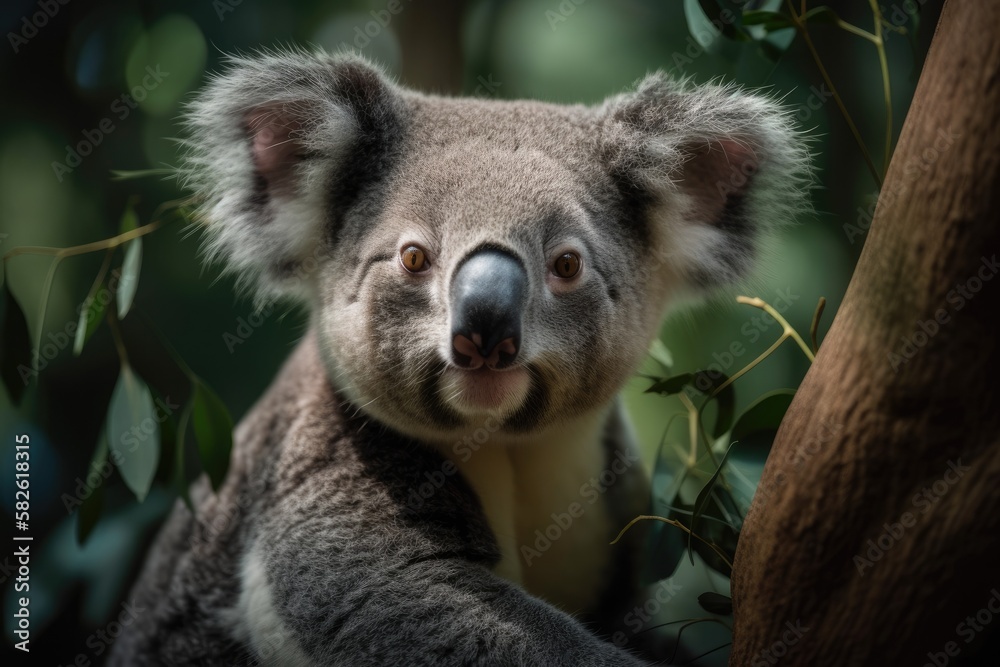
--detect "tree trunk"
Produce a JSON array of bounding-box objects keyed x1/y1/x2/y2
[{"x1": 730, "y1": 2, "x2": 1000, "y2": 665}]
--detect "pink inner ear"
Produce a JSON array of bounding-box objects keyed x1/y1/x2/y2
[
  {"x1": 245, "y1": 105, "x2": 304, "y2": 195},
  {"x1": 682, "y1": 139, "x2": 760, "y2": 225}
]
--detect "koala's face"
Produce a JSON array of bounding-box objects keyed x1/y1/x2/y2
[{"x1": 184, "y1": 52, "x2": 808, "y2": 440}]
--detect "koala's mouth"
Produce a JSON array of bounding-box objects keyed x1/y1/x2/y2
[{"x1": 442, "y1": 365, "x2": 532, "y2": 415}]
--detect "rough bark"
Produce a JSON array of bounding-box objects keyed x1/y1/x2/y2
[{"x1": 730, "y1": 2, "x2": 1000, "y2": 664}]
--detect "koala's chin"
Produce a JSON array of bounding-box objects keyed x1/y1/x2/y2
[
  {"x1": 110, "y1": 49, "x2": 810, "y2": 667},
  {"x1": 440, "y1": 365, "x2": 533, "y2": 417}
]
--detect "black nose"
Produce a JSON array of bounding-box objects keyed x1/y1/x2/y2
[{"x1": 450, "y1": 249, "x2": 527, "y2": 370}]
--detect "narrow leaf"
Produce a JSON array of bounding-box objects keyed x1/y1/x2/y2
[
  {"x1": 731, "y1": 390, "x2": 796, "y2": 443},
  {"x1": 191, "y1": 381, "x2": 233, "y2": 491},
  {"x1": 116, "y1": 238, "x2": 142, "y2": 319},
  {"x1": 107, "y1": 366, "x2": 160, "y2": 501},
  {"x1": 648, "y1": 339, "x2": 674, "y2": 372},
  {"x1": 173, "y1": 400, "x2": 194, "y2": 510},
  {"x1": 801, "y1": 5, "x2": 842, "y2": 26},
  {"x1": 118, "y1": 204, "x2": 139, "y2": 233},
  {"x1": 742, "y1": 9, "x2": 793, "y2": 31},
  {"x1": 73, "y1": 291, "x2": 108, "y2": 356},
  {"x1": 691, "y1": 370, "x2": 734, "y2": 438},
  {"x1": 689, "y1": 441, "x2": 736, "y2": 564},
  {"x1": 76, "y1": 432, "x2": 109, "y2": 544},
  {"x1": 697, "y1": 592, "x2": 733, "y2": 615},
  {"x1": 0, "y1": 277, "x2": 33, "y2": 404},
  {"x1": 645, "y1": 374, "x2": 693, "y2": 396}
]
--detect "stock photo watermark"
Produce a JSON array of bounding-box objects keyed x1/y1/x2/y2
[
  {"x1": 888, "y1": 255, "x2": 998, "y2": 372},
  {"x1": 749, "y1": 620, "x2": 810, "y2": 666},
  {"x1": 843, "y1": 127, "x2": 961, "y2": 244},
  {"x1": 7, "y1": 0, "x2": 71, "y2": 54},
  {"x1": 922, "y1": 588, "x2": 1000, "y2": 667},
  {"x1": 336, "y1": 0, "x2": 415, "y2": 51},
  {"x1": 853, "y1": 459, "x2": 969, "y2": 576},
  {"x1": 51, "y1": 65, "x2": 170, "y2": 183},
  {"x1": 60, "y1": 396, "x2": 178, "y2": 514},
  {"x1": 519, "y1": 447, "x2": 640, "y2": 566},
  {"x1": 611, "y1": 578, "x2": 683, "y2": 648}
]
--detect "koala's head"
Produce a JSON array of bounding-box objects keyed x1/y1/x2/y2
[{"x1": 183, "y1": 50, "x2": 809, "y2": 442}]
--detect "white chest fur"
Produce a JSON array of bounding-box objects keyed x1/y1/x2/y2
[{"x1": 431, "y1": 410, "x2": 617, "y2": 615}]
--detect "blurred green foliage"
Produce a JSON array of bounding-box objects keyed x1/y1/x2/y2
[{"x1": 0, "y1": 0, "x2": 940, "y2": 663}]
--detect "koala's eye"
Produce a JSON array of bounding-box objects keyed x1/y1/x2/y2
[
  {"x1": 553, "y1": 252, "x2": 581, "y2": 279},
  {"x1": 400, "y1": 245, "x2": 429, "y2": 273}
]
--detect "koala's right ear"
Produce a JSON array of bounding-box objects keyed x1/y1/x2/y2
[{"x1": 181, "y1": 50, "x2": 403, "y2": 300}]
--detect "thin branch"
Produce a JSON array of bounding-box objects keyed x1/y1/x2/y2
[
  {"x1": 611, "y1": 515, "x2": 734, "y2": 571},
  {"x1": 785, "y1": 0, "x2": 883, "y2": 188},
  {"x1": 868, "y1": 0, "x2": 893, "y2": 174},
  {"x1": 2, "y1": 218, "x2": 169, "y2": 262},
  {"x1": 737, "y1": 296, "x2": 815, "y2": 362},
  {"x1": 810, "y1": 296, "x2": 827, "y2": 354},
  {"x1": 105, "y1": 307, "x2": 128, "y2": 366}
]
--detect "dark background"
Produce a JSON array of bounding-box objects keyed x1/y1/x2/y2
[{"x1": 0, "y1": 0, "x2": 941, "y2": 664}]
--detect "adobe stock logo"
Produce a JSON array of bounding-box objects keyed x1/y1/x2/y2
[
  {"x1": 8, "y1": 0, "x2": 71, "y2": 54},
  {"x1": 51, "y1": 66, "x2": 170, "y2": 182}
]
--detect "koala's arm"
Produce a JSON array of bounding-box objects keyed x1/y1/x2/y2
[{"x1": 254, "y1": 516, "x2": 648, "y2": 666}]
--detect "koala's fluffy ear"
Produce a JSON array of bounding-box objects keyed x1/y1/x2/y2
[
  {"x1": 181, "y1": 50, "x2": 402, "y2": 300},
  {"x1": 600, "y1": 73, "x2": 811, "y2": 289}
]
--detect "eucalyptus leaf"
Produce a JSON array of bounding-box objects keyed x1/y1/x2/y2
[
  {"x1": 191, "y1": 380, "x2": 234, "y2": 490},
  {"x1": 801, "y1": 5, "x2": 842, "y2": 26},
  {"x1": 698, "y1": 591, "x2": 733, "y2": 615},
  {"x1": 689, "y1": 441, "x2": 736, "y2": 564},
  {"x1": 76, "y1": 433, "x2": 109, "y2": 545},
  {"x1": 742, "y1": 8, "x2": 793, "y2": 31},
  {"x1": 73, "y1": 291, "x2": 108, "y2": 356},
  {"x1": 116, "y1": 238, "x2": 142, "y2": 319},
  {"x1": 691, "y1": 370, "x2": 734, "y2": 439},
  {"x1": 77, "y1": 479, "x2": 105, "y2": 546},
  {"x1": 648, "y1": 338, "x2": 674, "y2": 372},
  {"x1": 645, "y1": 374, "x2": 693, "y2": 396},
  {"x1": 731, "y1": 390, "x2": 796, "y2": 443},
  {"x1": 173, "y1": 400, "x2": 194, "y2": 510},
  {"x1": 685, "y1": 0, "x2": 721, "y2": 48},
  {"x1": 107, "y1": 366, "x2": 160, "y2": 501},
  {"x1": 118, "y1": 204, "x2": 139, "y2": 233},
  {"x1": 0, "y1": 276, "x2": 32, "y2": 404}
]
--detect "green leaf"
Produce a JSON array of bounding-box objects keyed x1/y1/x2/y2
[
  {"x1": 693, "y1": 0, "x2": 751, "y2": 42},
  {"x1": 645, "y1": 414, "x2": 694, "y2": 581},
  {"x1": 107, "y1": 366, "x2": 160, "y2": 501},
  {"x1": 116, "y1": 238, "x2": 142, "y2": 320},
  {"x1": 76, "y1": 434, "x2": 108, "y2": 545},
  {"x1": 685, "y1": 0, "x2": 721, "y2": 48},
  {"x1": 118, "y1": 204, "x2": 139, "y2": 233},
  {"x1": 111, "y1": 168, "x2": 176, "y2": 181},
  {"x1": 801, "y1": 5, "x2": 842, "y2": 26},
  {"x1": 648, "y1": 338, "x2": 674, "y2": 372},
  {"x1": 689, "y1": 441, "x2": 735, "y2": 564},
  {"x1": 173, "y1": 400, "x2": 194, "y2": 510},
  {"x1": 742, "y1": 9, "x2": 793, "y2": 31},
  {"x1": 698, "y1": 591, "x2": 733, "y2": 615},
  {"x1": 73, "y1": 289, "x2": 109, "y2": 356},
  {"x1": 191, "y1": 380, "x2": 233, "y2": 491},
  {"x1": 731, "y1": 390, "x2": 796, "y2": 443},
  {"x1": 645, "y1": 374, "x2": 693, "y2": 396},
  {"x1": 691, "y1": 370, "x2": 734, "y2": 439},
  {"x1": 0, "y1": 275, "x2": 33, "y2": 404}
]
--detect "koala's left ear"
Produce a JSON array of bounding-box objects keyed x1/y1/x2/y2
[{"x1": 600, "y1": 73, "x2": 812, "y2": 289}]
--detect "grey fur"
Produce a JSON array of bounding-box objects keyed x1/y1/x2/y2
[{"x1": 113, "y1": 49, "x2": 810, "y2": 665}]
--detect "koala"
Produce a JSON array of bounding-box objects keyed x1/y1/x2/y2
[{"x1": 110, "y1": 49, "x2": 808, "y2": 666}]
